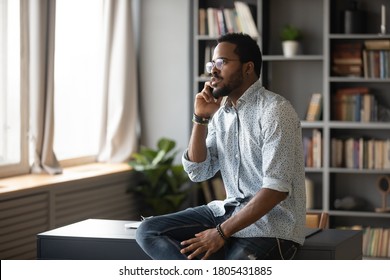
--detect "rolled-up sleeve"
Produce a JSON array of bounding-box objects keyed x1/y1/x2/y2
[
  {"x1": 260, "y1": 101, "x2": 299, "y2": 194},
  {"x1": 182, "y1": 150, "x2": 214, "y2": 182}
]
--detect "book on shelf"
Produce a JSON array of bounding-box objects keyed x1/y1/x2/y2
[
  {"x1": 332, "y1": 42, "x2": 363, "y2": 64},
  {"x1": 312, "y1": 129, "x2": 322, "y2": 168},
  {"x1": 367, "y1": 139, "x2": 375, "y2": 170},
  {"x1": 332, "y1": 42, "x2": 363, "y2": 77},
  {"x1": 331, "y1": 138, "x2": 343, "y2": 168},
  {"x1": 305, "y1": 92, "x2": 322, "y2": 121},
  {"x1": 206, "y1": 7, "x2": 218, "y2": 37},
  {"x1": 233, "y1": 1, "x2": 259, "y2": 38},
  {"x1": 198, "y1": 2, "x2": 258, "y2": 37},
  {"x1": 384, "y1": 139, "x2": 390, "y2": 169},
  {"x1": 223, "y1": 8, "x2": 234, "y2": 34},
  {"x1": 344, "y1": 137, "x2": 356, "y2": 169},
  {"x1": 332, "y1": 64, "x2": 362, "y2": 77},
  {"x1": 198, "y1": 8, "x2": 207, "y2": 35},
  {"x1": 374, "y1": 140, "x2": 384, "y2": 169},
  {"x1": 364, "y1": 39, "x2": 390, "y2": 50},
  {"x1": 303, "y1": 129, "x2": 322, "y2": 168},
  {"x1": 303, "y1": 137, "x2": 313, "y2": 168},
  {"x1": 216, "y1": 9, "x2": 227, "y2": 35}
]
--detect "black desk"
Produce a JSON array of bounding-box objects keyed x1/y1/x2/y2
[
  {"x1": 37, "y1": 219, "x2": 149, "y2": 260},
  {"x1": 37, "y1": 219, "x2": 362, "y2": 260},
  {"x1": 294, "y1": 227, "x2": 362, "y2": 259}
]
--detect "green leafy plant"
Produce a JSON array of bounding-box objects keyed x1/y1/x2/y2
[
  {"x1": 281, "y1": 24, "x2": 302, "y2": 41},
  {"x1": 128, "y1": 137, "x2": 194, "y2": 215}
]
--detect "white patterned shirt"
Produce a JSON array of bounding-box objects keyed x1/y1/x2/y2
[{"x1": 182, "y1": 80, "x2": 306, "y2": 245}]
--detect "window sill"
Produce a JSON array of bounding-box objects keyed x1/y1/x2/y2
[{"x1": 0, "y1": 162, "x2": 132, "y2": 196}]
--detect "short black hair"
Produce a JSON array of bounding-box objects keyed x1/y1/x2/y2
[{"x1": 217, "y1": 33, "x2": 262, "y2": 77}]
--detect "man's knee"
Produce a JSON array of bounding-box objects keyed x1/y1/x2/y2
[{"x1": 135, "y1": 218, "x2": 154, "y2": 243}]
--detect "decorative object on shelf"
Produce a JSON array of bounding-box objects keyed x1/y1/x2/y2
[
  {"x1": 380, "y1": 4, "x2": 386, "y2": 35},
  {"x1": 305, "y1": 177, "x2": 315, "y2": 210},
  {"x1": 375, "y1": 175, "x2": 390, "y2": 213},
  {"x1": 280, "y1": 24, "x2": 302, "y2": 57},
  {"x1": 334, "y1": 196, "x2": 368, "y2": 211},
  {"x1": 128, "y1": 137, "x2": 196, "y2": 215},
  {"x1": 342, "y1": 0, "x2": 366, "y2": 34}
]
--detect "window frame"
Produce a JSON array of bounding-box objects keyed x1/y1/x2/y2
[{"x1": 0, "y1": 0, "x2": 29, "y2": 178}]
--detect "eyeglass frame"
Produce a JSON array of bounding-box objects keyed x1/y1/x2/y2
[{"x1": 205, "y1": 57, "x2": 240, "y2": 73}]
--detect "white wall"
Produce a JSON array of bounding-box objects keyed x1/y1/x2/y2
[{"x1": 139, "y1": 0, "x2": 191, "y2": 156}]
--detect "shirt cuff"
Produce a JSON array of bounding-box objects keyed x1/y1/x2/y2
[{"x1": 262, "y1": 177, "x2": 292, "y2": 193}]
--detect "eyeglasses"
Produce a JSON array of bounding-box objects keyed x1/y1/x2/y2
[{"x1": 205, "y1": 58, "x2": 240, "y2": 73}]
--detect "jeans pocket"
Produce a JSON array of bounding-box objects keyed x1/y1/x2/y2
[{"x1": 275, "y1": 239, "x2": 299, "y2": 260}]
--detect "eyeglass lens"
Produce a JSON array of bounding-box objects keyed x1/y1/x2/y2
[{"x1": 205, "y1": 58, "x2": 224, "y2": 73}]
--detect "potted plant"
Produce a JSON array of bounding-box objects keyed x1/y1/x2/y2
[
  {"x1": 280, "y1": 24, "x2": 302, "y2": 57},
  {"x1": 128, "y1": 137, "x2": 196, "y2": 216}
]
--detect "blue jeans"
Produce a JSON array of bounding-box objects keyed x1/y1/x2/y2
[{"x1": 135, "y1": 206, "x2": 299, "y2": 260}]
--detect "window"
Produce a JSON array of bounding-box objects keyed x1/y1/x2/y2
[
  {"x1": 54, "y1": 0, "x2": 104, "y2": 164},
  {"x1": 0, "y1": 0, "x2": 105, "y2": 176},
  {"x1": 0, "y1": 0, "x2": 25, "y2": 175}
]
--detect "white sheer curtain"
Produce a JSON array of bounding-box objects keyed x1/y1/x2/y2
[
  {"x1": 21, "y1": 0, "x2": 62, "y2": 175},
  {"x1": 98, "y1": 0, "x2": 139, "y2": 162},
  {"x1": 19, "y1": 0, "x2": 138, "y2": 174}
]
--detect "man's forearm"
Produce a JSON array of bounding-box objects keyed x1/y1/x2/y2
[
  {"x1": 188, "y1": 123, "x2": 208, "y2": 163},
  {"x1": 220, "y1": 188, "x2": 288, "y2": 238}
]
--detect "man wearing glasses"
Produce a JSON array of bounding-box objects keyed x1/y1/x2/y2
[{"x1": 136, "y1": 33, "x2": 306, "y2": 260}]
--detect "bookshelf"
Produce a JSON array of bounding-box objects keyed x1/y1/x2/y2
[
  {"x1": 192, "y1": 0, "x2": 390, "y2": 258},
  {"x1": 328, "y1": 0, "x2": 390, "y2": 258}
]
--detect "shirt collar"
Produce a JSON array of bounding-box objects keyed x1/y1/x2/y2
[{"x1": 223, "y1": 79, "x2": 262, "y2": 109}]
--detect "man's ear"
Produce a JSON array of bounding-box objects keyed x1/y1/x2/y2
[{"x1": 244, "y1": 61, "x2": 255, "y2": 75}]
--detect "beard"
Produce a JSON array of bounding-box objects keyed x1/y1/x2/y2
[
  {"x1": 211, "y1": 71, "x2": 244, "y2": 99},
  {"x1": 212, "y1": 86, "x2": 231, "y2": 99}
]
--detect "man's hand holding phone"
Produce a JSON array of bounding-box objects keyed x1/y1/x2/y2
[{"x1": 194, "y1": 81, "x2": 223, "y2": 119}]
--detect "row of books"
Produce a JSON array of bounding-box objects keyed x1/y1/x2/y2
[
  {"x1": 331, "y1": 137, "x2": 390, "y2": 169},
  {"x1": 363, "y1": 49, "x2": 390, "y2": 79},
  {"x1": 339, "y1": 226, "x2": 390, "y2": 258},
  {"x1": 331, "y1": 87, "x2": 378, "y2": 122},
  {"x1": 331, "y1": 40, "x2": 390, "y2": 78},
  {"x1": 303, "y1": 129, "x2": 322, "y2": 168},
  {"x1": 198, "y1": 1, "x2": 259, "y2": 38},
  {"x1": 363, "y1": 227, "x2": 390, "y2": 258}
]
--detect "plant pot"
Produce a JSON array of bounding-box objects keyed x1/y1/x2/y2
[{"x1": 282, "y1": 40, "x2": 299, "y2": 57}]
